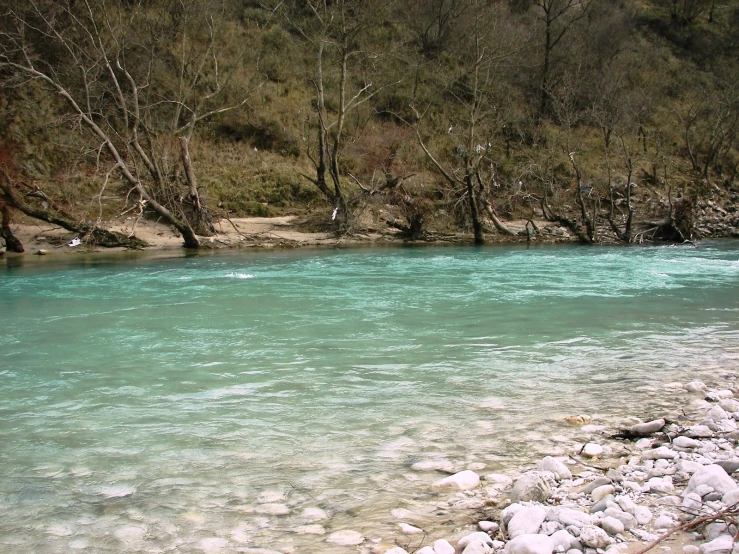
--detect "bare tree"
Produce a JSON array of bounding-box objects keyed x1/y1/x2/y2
[
  {"x1": 413, "y1": 2, "x2": 518, "y2": 244},
  {"x1": 533, "y1": 0, "x2": 596, "y2": 119},
  {"x1": 283, "y1": 0, "x2": 396, "y2": 232},
  {"x1": 0, "y1": 0, "x2": 255, "y2": 248}
]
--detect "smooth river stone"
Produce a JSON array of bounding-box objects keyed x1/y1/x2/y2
[
  {"x1": 539, "y1": 457, "x2": 573, "y2": 480},
  {"x1": 434, "y1": 539, "x2": 456, "y2": 554},
  {"x1": 508, "y1": 505, "x2": 547, "y2": 538},
  {"x1": 505, "y1": 534, "x2": 555, "y2": 554},
  {"x1": 582, "y1": 443, "x2": 603, "y2": 458},
  {"x1": 629, "y1": 419, "x2": 666, "y2": 435},
  {"x1": 686, "y1": 465, "x2": 738, "y2": 496},
  {"x1": 433, "y1": 470, "x2": 480, "y2": 491},
  {"x1": 326, "y1": 530, "x2": 364, "y2": 546},
  {"x1": 301, "y1": 507, "x2": 328, "y2": 520},
  {"x1": 590, "y1": 485, "x2": 615, "y2": 502},
  {"x1": 458, "y1": 532, "x2": 494, "y2": 549},
  {"x1": 511, "y1": 474, "x2": 551, "y2": 503},
  {"x1": 579, "y1": 526, "x2": 613, "y2": 549}
]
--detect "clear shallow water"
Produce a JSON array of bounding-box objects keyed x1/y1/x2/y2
[{"x1": 1, "y1": 242, "x2": 739, "y2": 552}]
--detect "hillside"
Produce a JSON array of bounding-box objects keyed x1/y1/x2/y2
[{"x1": 1, "y1": 0, "x2": 738, "y2": 252}]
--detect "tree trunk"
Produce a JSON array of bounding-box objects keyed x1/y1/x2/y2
[
  {"x1": 466, "y1": 170, "x2": 484, "y2": 244},
  {"x1": 482, "y1": 198, "x2": 516, "y2": 236},
  {"x1": 1, "y1": 202, "x2": 24, "y2": 252},
  {"x1": 0, "y1": 181, "x2": 148, "y2": 249},
  {"x1": 179, "y1": 136, "x2": 214, "y2": 236}
]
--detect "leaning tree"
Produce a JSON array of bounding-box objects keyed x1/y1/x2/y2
[{"x1": 0, "y1": 0, "x2": 256, "y2": 248}]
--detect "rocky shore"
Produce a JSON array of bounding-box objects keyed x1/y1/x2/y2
[{"x1": 334, "y1": 380, "x2": 739, "y2": 554}]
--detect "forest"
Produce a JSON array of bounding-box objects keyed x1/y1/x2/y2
[{"x1": 1, "y1": 0, "x2": 738, "y2": 250}]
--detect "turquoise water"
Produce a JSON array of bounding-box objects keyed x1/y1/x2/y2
[{"x1": 1, "y1": 242, "x2": 739, "y2": 552}]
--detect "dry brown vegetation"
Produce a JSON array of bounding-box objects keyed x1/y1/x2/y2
[{"x1": 1, "y1": 0, "x2": 738, "y2": 251}]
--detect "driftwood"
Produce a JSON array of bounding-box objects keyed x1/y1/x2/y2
[
  {"x1": 0, "y1": 172, "x2": 148, "y2": 249},
  {"x1": 633, "y1": 501, "x2": 739, "y2": 554}
]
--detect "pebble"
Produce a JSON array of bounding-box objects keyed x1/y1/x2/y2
[{"x1": 344, "y1": 380, "x2": 739, "y2": 554}]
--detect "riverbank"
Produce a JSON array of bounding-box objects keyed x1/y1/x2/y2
[
  {"x1": 0, "y1": 215, "x2": 573, "y2": 258},
  {"x1": 365, "y1": 379, "x2": 739, "y2": 554}
]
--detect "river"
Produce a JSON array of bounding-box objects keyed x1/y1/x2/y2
[{"x1": 1, "y1": 242, "x2": 738, "y2": 552}]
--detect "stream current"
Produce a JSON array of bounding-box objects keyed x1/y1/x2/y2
[{"x1": 1, "y1": 242, "x2": 739, "y2": 552}]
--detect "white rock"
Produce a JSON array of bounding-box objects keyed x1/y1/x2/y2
[
  {"x1": 591, "y1": 485, "x2": 615, "y2": 502},
  {"x1": 385, "y1": 548, "x2": 410, "y2": 554},
  {"x1": 326, "y1": 530, "x2": 364, "y2": 546},
  {"x1": 634, "y1": 506, "x2": 653, "y2": 525},
  {"x1": 708, "y1": 406, "x2": 730, "y2": 422},
  {"x1": 416, "y1": 548, "x2": 436, "y2": 554},
  {"x1": 720, "y1": 399, "x2": 739, "y2": 413},
  {"x1": 434, "y1": 470, "x2": 480, "y2": 491},
  {"x1": 539, "y1": 457, "x2": 573, "y2": 480},
  {"x1": 678, "y1": 460, "x2": 706, "y2": 474},
  {"x1": 399, "y1": 523, "x2": 423, "y2": 534},
  {"x1": 603, "y1": 508, "x2": 637, "y2": 530},
  {"x1": 547, "y1": 507, "x2": 593, "y2": 527},
  {"x1": 511, "y1": 474, "x2": 552, "y2": 503},
  {"x1": 505, "y1": 534, "x2": 555, "y2": 554},
  {"x1": 682, "y1": 492, "x2": 703, "y2": 511},
  {"x1": 551, "y1": 530, "x2": 578, "y2": 553},
  {"x1": 479, "y1": 521, "x2": 499, "y2": 533},
  {"x1": 684, "y1": 546, "x2": 700, "y2": 554},
  {"x1": 687, "y1": 425, "x2": 715, "y2": 438},
  {"x1": 723, "y1": 488, "x2": 739, "y2": 506},
  {"x1": 705, "y1": 523, "x2": 730, "y2": 541},
  {"x1": 486, "y1": 474, "x2": 514, "y2": 486},
  {"x1": 686, "y1": 465, "x2": 738, "y2": 496},
  {"x1": 655, "y1": 515, "x2": 675, "y2": 529},
  {"x1": 615, "y1": 496, "x2": 637, "y2": 514},
  {"x1": 582, "y1": 444, "x2": 604, "y2": 458},
  {"x1": 674, "y1": 436, "x2": 703, "y2": 449},
  {"x1": 579, "y1": 526, "x2": 613, "y2": 549},
  {"x1": 301, "y1": 507, "x2": 328, "y2": 520},
  {"x1": 643, "y1": 446, "x2": 679, "y2": 460},
  {"x1": 699, "y1": 534, "x2": 734, "y2": 554},
  {"x1": 647, "y1": 476, "x2": 675, "y2": 493},
  {"x1": 463, "y1": 542, "x2": 494, "y2": 554},
  {"x1": 433, "y1": 539, "x2": 456, "y2": 554},
  {"x1": 540, "y1": 521, "x2": 563, "y2": 535},
  {"x1": 508, "y1": 506, "x2": 548, "y2": 538},
  {"x1": 459, "y1": 532, "x2": 494, "y2": 548},
  {"x1": 600, "y1": 516, "x2": 625, "y2": 536},
  {"x1": 686, "y1": 381, "x2": 707, "y2": 392},
  {"x1": 629, "y1": 419, "x2": 666, "y2": 435}
]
